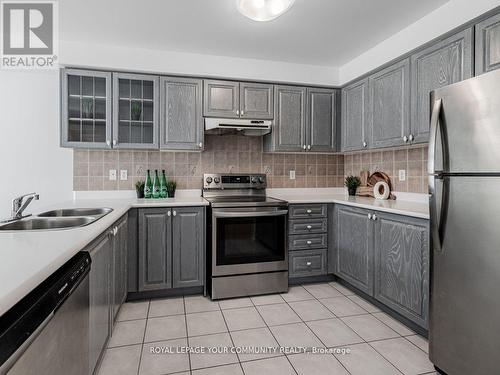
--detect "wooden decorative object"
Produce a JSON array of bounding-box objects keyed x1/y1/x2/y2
[{"x1": 355, "y1": 170, "x2": 396, "y2": 200}]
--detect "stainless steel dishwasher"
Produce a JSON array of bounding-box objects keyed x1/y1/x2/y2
[{"x1": 0, "y1": 252, "x2": 91, "y2": 375}]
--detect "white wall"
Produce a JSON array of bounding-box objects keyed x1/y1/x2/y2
[
  {"x1": 0, "y1": 70, "x2": 73, "y2": 218},
  {"x1": 60, "y1": 41, "x2": 340, "y2": 86},
  {"x1": 339, "y1": 0, "x2": 500, "y2": 84}
]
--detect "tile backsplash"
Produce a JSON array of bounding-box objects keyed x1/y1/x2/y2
[{"x1": 73, "y1": 135, "x2": 345, "y2": 191}]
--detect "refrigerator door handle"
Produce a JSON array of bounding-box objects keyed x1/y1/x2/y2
[
  {"x1": 429, "y1": 174, "x2": 443, "y2": 252},
  {"x1": 428, "y1": 98, "x2": 442, "y2": 176}
]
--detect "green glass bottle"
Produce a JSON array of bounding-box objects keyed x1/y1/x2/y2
[
  {"x1": 152, "y1": 170, "x2": 160, "y2": 199},
  {"x1": 144, "y1": 170, "x2": 152, "y2": 199},
  {"x1": 160, "y1": 170, "x2": 168, "y2": 198}
]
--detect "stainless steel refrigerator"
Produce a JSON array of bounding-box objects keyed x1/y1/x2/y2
[{"x1": 428, "y1": 69, "x2": 500, "y2": 375}]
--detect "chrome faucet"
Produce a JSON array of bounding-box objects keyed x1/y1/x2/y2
[{"x1": 11, "y1": 193, "x2": 39, "y2": 220}]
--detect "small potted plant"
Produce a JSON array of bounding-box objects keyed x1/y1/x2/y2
[
  {"x1": 166, "y1": 180, "x2": 177, "y2": 198},
  {"x1": 135, "y1": 180, "x2": 145, "y2": 199},
  {"x1": 131, "y1": 102, "x2": 142, "y2": 121},
  {"x1": 345, "y1": 175, "x2": 361, "y2": 196}
]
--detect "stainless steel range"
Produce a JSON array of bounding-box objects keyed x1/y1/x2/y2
[{"x1": 203, "y1": 173, "x2": 289, "y2": 300}]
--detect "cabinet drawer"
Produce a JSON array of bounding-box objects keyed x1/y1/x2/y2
[
  {"x1": 289, "y1": 218, "x2": 327, "y2": 235},
  {"x1": 289, "y1": 233, "x2": 328, "y2": 250},
  {"x1": 289, "y1": 204, "x2": 327, "y2": 219},
  {"x1": 289, "y1": 249, "x2": 327, "y2": 278}
]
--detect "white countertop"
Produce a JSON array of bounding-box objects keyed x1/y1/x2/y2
[{"x1": 0, "y1": 195, "x2": 208, "y2": 316}]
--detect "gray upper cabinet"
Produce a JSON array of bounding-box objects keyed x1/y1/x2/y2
[
  {"x1": 172, "y1": 207, "x2": 205, "y2": 288},
  {"x1": 307, "y1": 88, "x2": 337, "y2": 152},
  {"x1": 160, "y1": 77, "x2": 204, "y2": 151},
  {"x1": 334, "y1": 205, "x2": 374, "y2": 295},
  {"x1": 410, "y1": 28, "x2": 472, "y2": 143},
  {"x1": 203, "y1": 80, "x2": 240, "y2": 118},
  {"x1": 369, "y1": 58, "x2": 410, "y2": 149},
  {"x1": 61, "y1": 68, "x2": 112, "y2": 149},
  {"x1": 240, "y1": 82, "x2": 274, "y2": 119},
  {"x1": 264, "y1": 85, "x2": 306, "y2": 152},
  {"x1": 341, "y1": 78, "x2": 369, "y2": 151},
  {"x1": 113, "y1": 73, "x2": 160, "y2": 149},
  {"x1": 476, "y1": 13, "x2": 500, "y2": 75},
  {"x1": 138, "y1": 208, "x2": 172, "y2": 291},
  {"x1": 373, "y1": 212, "x2": 429, "y2": 328}
]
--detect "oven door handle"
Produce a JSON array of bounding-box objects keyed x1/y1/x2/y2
[{"x1": 213, "y1": 210, "x2": 288, "y2": 218}]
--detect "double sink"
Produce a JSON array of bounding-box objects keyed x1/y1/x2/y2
[{"x1": 0, "y1": 208, "x2": 113, "y2": 231}]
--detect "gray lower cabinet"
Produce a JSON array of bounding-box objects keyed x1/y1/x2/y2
[
  {"x1": 289, "y1": 249, "x2": 327, "y2": 278},
  {"x1": 138, "y1": 207, "x2": 205, "y2": 291},
  {"x1": 341, "y1": 78, "x2": 369, "y2": 151},
  {"x1": 368, "y1": 59, "x2": 410, "y2": 149},
  {"x1": 476, "y1": 13, "x2": 500, "y2": 75},
  {"x1": 172, "y1": 207, "x2": 205, "y2": 288},
  {"x1": 160, "y1": 77, "x2": 204, "y2": 150},
  {"x1": 410, "y1": 28, "x2": 472, "y2": 143},
  {"x1": 88, "y1": 231, "x2": 112, "y2": 373},
  {"x1": 112, "y1": 216, "x2": 128, "y2": 321},
  {"x1": 240, "y1": 82, "x2": 274, "y2": 119},
  {"x1": 373, "y1": 212, "x2": 429, "y2": 328},
  {"x1": 307, "y1": 87, "x2": 337, "y2": 152},
  {"x1": 203, "y1": 80, "x2": 240, "y2": 118},
  {"x1": 334, "y1": 205, "x2": 374, "y2": 295}
]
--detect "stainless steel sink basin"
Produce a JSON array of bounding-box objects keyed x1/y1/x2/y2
[
  {"x1": 0, "y1": 217, "x2": 96, "y2": 231},
  {"x1": 38, "y1": 207, "x2": 113, "y2": 217}
]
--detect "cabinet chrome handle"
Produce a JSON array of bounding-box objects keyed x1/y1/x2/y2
[
  {"x1": 306, "y1": 225, "x2": 312, "y2": 230},
  {"x1": 368, "y1": 213, "x2": 372, "y2": 220},
  {"x1": 306, "y1": 261, "x2": 312, "y2": 266},
  {"x1": 363, "y1": 141, "x2": 367, "y2": 148},
  {"x1": 306, "y1": 240, "x2": 312, "y2": 245},
  {"x1": 307, "y1": 145, "x2": 311, "y2": 150},
  {"x1": 167, "y1": 210, "x2": 171, "y2": 217},
  {"x1": 306, "y1": 209, "x2": 312, "y2": 214},
  {"x1": 409, "y1": 134, "x2": 414, "y2": 142},
  {"x1": 241, "y1": 110, "x2": 244, "y2": 116},
  {"x1": 236, "y1": 110, "x2": 240, "y2": 116},
  {"x1": 106, "y1": 140, "x2": 111, "y2": 146},
  {"x1": 372, "y1": 214, "x2": 377, "y2": 221},
  {"x1": 198, "y1": 142, "x2": 203, "y2": 148},
  {"x1": 112, "y1": 140, "x2": 117, "y2": 146},
  {"x1": 173, "y1": 210, "x2": 177, "y2": 216},
  {"x1": 303, "y1": 145, "x2": 306, "y2": 150},
  {"x1": 403, "y1": 135, "x2": 408, "y2": 143}
]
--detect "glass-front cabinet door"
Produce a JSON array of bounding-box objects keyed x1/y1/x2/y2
[
  {"x1": 113, "y1": 73, "x2": 159, "y2": 149},
  {"x1": 61, "y1": 69, "x2": 112, "y2": 148}
]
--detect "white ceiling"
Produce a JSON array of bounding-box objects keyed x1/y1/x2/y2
[{"x1": 60, "y1": 0, "x2": 449, "y2": 68}]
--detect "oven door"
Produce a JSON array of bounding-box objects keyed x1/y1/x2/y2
[{"x1": 212, "y1": 207, "x2": 288, "y2": 277}]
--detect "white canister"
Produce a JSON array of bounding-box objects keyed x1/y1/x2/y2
[{"x1": 373, "y1": 181, "x2": 390, "y2": 200}]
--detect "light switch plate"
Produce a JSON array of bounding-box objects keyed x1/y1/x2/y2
[
  {"x1": 109, "y1": 169, "x2": 117, "y2": 181},
  {"x1": 289, "y1": 170, "x2": 296, "y2": 180},
  {"x1": 120, "y1": 169, "x2": 128, "y2": 181},
  {"x1": 398, "y1": 169, "x2": 406, "y2": 182}
]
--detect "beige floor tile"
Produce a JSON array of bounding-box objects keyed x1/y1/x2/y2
[
  {"x1": 192, "y1": 364, "x2": 243, "y2": 375},
  {"x1": 406, "y1": 334, "x2": 429, "y2": 353},
  {"x1": 108, "y1": 319, "x2": 146, "y2": 348},
  {"x1": 256, "y1": 303, "x2": 301, "y2": 326},
  {"x1": 270, "y1": 322, "x2": 324, "y2": 349},
  {"x1": 241, "y1": 356, "x2": 296, "y2": 375},
  {"x1": 97, "y1": 344, "x2": 141, "y2": 375},
  {"x1": 347, "y1": 295, "x2": 381, "y2": 313},
  {"x1": 222, "y1": 306, "x2": 266, "y2": 331},
  {"x1": 372, "y1": 312, "x2": 414, "y2": 336},
  {"x1": 139, "y1": 338, "x2": 190, "y2": 375},
  {"x1": 219, "y1": 297, "x2": 253, "y2": 310},
  {"x1": 117, "y1": 300, "x2": 149, "y2": 321},
  {"x1": 288, "y1": 352, "x2": 349, "y2": 375},
  {"x1": 288, "y1": 300, "x2": 335, "y2": 321},
  {"x1": 250, "y1": 294, "x2": 285, "y2": 306},
  {"x1": 303, "y1": 283, "x2": 343, "y2": 299},
  {"x1": 185, "y1": 295, "x2": 220, "y2": 314},
  {"x1": 335, "y1": 342, "x2": 401, "y2": 375},
  {"x1": 341, "y1": 315, "x2": 399, "y2": 342},
  {"x1": 320, "y1": 296, "x2": 369, "y2": 317},
  {"x1": 186, "y1": 310, "x2": 228, "y2": 336},
  {"x1": 370, "y1": 337, "x2": 434, "y2": 375},
  {"x1": 328, "y1": 282, "x2": 355, "y2": 296},
  {"x1": 188, "y1": 332, "x2": 238, "y2": 370},
  {"x1": 230, "y1": 327, "x2": 281, "y2": 362},
  {"x1": 281, "y1": 286, "x2": 315, "y2": 303},
  {"x1": 144, "y1": 315, "x2": 186, "y2": 343},
  {"x1": 306, "y1": 318, "x2": 364, "y2": 347},
  {"x1": 148, "y1": 297, "x2": 184, "y2": 318}
]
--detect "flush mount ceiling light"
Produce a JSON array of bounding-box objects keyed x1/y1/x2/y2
[{"x1": 237, "y1": 0, "x2": 295, "y2": 22}]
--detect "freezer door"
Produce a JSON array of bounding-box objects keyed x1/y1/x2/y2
[
  {"x1": 429, "y1": 176, "x2": 500, "y2": 375},
  {"x1": 430, "y1": 69, "x2": 500, "y2": 173}
]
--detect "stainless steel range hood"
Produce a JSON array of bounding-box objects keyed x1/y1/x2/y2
[{"x1": 204, "y1": 118, "x2": 272, "y2": 136}]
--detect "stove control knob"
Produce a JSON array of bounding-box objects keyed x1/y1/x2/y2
[
  {"x1": 214, "y1": 177, "x2": 220, "y2": 184},
  {"x1": 258, "y1": 177, "x2": 265, "y2": 184},
  {"x1": 251, "y1": 177, "x2": 258, "y2": 184},
  {"x1": 206, "y1": 177, "x2": 213, "y2": 184}
]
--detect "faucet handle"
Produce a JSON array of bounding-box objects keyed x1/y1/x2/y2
[{"x1": 12, "y1": 193, "x2": 39, "y2": 219}]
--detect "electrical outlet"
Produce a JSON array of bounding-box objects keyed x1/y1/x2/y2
[
  {"x1": 109, "y1": 169, "x2": 117, "y2": 181},
  {"x1": 120, "y1": 169, "x2": 128, "y2": 181},
  {"x1": 289, "y1": 170, "x2": 296, "y2": 180},
  {"x1": 398, "y1": 169, "x2": 406, "y2": 182}
]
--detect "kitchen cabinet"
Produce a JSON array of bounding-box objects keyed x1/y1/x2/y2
[
  {"x1": 476, "y1": 13, "x2": 500, "y2": 75},
  {"x1": 341, "y1": 78, "x2": 369, "y2": 151},
  {"x1": 113, "y1": 73, "x2": 160, "y2": 149},
  {"x1": 289, "y1": 249, "x2": 327, "y2": 278},
  {"x1": 172, "y1": 207, "x2": 205, "y2": 288},
  {"x1": 203, "y1": 79, "x2": 273, "y2": 119},
  {"x1": 138, "y1": 207, "x2": 205, "y2": 291},
  {"x1": 307, "y1": 87, "x2": 338, "y2": 152},
  {"x1": 373, "y1": 212, "x2": 430, "y2": 328},
  {"x1": 334, "y1": 205, "x2": 374, "y2": 295},
  {"x1": 112, "y1": 216, "x2": 128, "y2": 321},
  {"x1": 160, "y1": 77, "x2": 204, "y2": 151},
  {"x1": 368, "y1": 58, "x2": 410, "y2": 149},
  {"x1": 88, "y1": 231, "x2": 112, "y2": 373},
  {"x1": 61, "y1": 68, "x2": 112, "y2": 149},
  {"x1": 410, "y1": 28, "x2": 472, "y2": 143}
]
